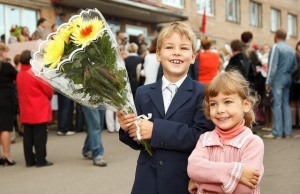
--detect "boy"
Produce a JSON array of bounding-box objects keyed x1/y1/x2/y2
[{"x1": 117, "y1": 22, "x2": 214, "y2": 194}]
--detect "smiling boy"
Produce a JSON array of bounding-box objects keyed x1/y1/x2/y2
[{"x1": 117, "y1": 22, "x2": 214, "y2": 194}]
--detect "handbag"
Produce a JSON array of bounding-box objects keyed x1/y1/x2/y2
[{"x1": 261, "y1": 91, "x2": 273, "y2": 107}]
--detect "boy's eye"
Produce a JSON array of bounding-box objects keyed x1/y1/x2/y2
[
  {"x1": 181, "y1": 47, "x2": 189, "y2": 50},
  {"x1": 166, "y1": 46, "x2": 173, "y2": 49}
]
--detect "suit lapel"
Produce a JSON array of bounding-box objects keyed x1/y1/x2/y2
[
  {"x1": 165, "y1": 76, "x2": 193, "y2": 119},
  {"x1": 149, "y1": 79, "x2": 165, "y2": 118}
]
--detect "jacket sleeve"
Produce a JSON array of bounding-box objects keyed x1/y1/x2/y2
[
  {"x1": 37, "y1": 79, "x2": 53, "y2": 100},
  {"x1": 266, "y1": 45, "x2": 279, "y2": 86}
]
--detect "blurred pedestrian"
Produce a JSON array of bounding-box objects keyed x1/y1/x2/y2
[
  {"x1": 31, "y1": 17, "x2": 48, "y2": 40},
  {"x1": 263, "y1": 29, "x2": 298, "y2": 139},
  {"x1": 17, "y1": 50, "x2": 53, "y2": 167}
]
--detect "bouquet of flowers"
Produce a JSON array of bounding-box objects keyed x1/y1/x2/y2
[
  {"x1": 30, "y1": 8, "x2": 153, "y2": 155},
  {"x1": 31, "y1": 8, "x2": 135, "y2": 114}
]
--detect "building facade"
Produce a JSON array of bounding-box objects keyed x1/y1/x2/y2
[{"x1": 0, "y1": 0, "x2": 299, "y2": 49}]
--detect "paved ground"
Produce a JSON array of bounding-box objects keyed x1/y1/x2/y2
[{"x1": 1, "y1": 125, "x2": 300, "y2": 194}]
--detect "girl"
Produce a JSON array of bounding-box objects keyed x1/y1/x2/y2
[{"x1": 188, "y1": 70, "x2": 264, "y2": 194}]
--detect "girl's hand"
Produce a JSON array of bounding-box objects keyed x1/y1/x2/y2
[
  {"x1": 116, "y1": 110, "x2": 137, "y2": 133},
  {"x1": 240, "y1": 166, "x2": 260, "y2": 189},
  {"x1": 188, "y1": 179, "x2": 198, "y2": 194}
]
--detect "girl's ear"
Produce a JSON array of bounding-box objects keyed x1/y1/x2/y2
[{"x1": 243, "y1": 99, "x2": 251, "y2": 113}]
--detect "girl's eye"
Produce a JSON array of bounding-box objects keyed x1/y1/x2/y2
[
  {"x1": 181, "y1": 47, "x2": 189, "y2": 50},
  {"x1": 210, "y1": 103, "x2": 216, "y2": 107},
  {"x1": 225, "y1": 101, "x2": 232, "y2": 104},
  {"x1": 166, "y1": 46, "x2": 173, "y2": 49}
]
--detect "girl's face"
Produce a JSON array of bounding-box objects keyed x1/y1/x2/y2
[
  {"x1": 208, "y1": 92, "x2": 250, "y2": 131},
  {"x1": 156, "y1": 33, "x2": 195, "y2": 82}
]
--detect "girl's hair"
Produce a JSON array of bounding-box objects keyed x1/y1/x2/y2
[
  {"x1": 203, "y1": 70, "x2": 258, "y2": 128},
  {"x1": 156, "y1": 21, "x2": 197, "y2": 53}
]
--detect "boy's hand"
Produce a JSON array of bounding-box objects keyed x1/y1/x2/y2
[
  {"x1": 188, "y1": 179, "x2": 198, "y2": 194},
  {"x1": 137, "y1": 119, "x2": 153, "y2": 140},
  {"x1": 116, "y1": 110, "x2": 137, "y2": 133},
  {"x1": 240, "y1": 166, "x2": 260, "y2": 189}
]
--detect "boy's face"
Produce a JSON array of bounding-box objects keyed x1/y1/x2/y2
[
  {"x1": 208, "y1": 92, "x2": 250, "y2": 131},
  {"x1": 156, "y1": 33, "x2": 195, "y2": 82}
]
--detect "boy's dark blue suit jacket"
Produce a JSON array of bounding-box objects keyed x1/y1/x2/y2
[{"x1": 119, "y1": 76, "x2": 214, "y2": 194}]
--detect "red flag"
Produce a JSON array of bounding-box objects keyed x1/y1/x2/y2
[{"x1": 200, "y1": 8, "x2": 206, "y2": 34}]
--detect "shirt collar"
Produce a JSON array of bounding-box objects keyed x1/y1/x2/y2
[{"x1": 162, "y1": 75, "x2": 187, "y2": 91}]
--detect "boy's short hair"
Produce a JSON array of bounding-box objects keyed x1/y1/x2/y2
[
  {"x1": 20, "y1": 50, "x2": 32, "y2": 65},
  {"x1": 230, "y1": 39, "x2": 243, "y2": 52},
  {"x1": 156, "y1": 21, "x2": 197, "y2": 53},
  {"x1": 201, "y1": 36, "x2": 212, "y2": 50},
  {"x1": 203, "y1": 70, "x2": 257, "y2": 128},
  {"x1": 275, "y1": 28, "x2": 287, "y2": 40},
  {"x1": 127, "y1": 42, "x2": 138, "y2": 53},
  {"x1": 37, "y1": 18, "x2": 46, "y2": 27},
  {"x1": 241, "y1": 31, "x2": 253, "y2": 43}
]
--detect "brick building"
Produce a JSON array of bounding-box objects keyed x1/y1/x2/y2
[{"x1": 0, "y1": 0, "x2": 299, "y2": 49}]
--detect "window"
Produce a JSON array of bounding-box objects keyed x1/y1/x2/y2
[
  {"x1": 288, "y1": 13, "x2": 297, "y2": 37},
  {"x1": 250, "y1": 1, "x2": 262, "y2": 27},
  {"x1": 125, "y1": 24, "x2": 148, "y2": 44},
  {"x1": 196, "y1": 0, "x2": 214, "y2": 16},
  {"x1": 226, "y1": 0, "x2": 240, "y2": 23},
  {"x1": 162, "y1": 0, "x2": 184, "y2": 8},
  {"x1": 270, "y1": 8, "x2": 281, "y2": 32},
  {"x1": 0, "y1": 4, "x2": 38, "y2": 44}
]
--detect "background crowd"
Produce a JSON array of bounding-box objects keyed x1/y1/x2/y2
[{"x1": 0, "y1": 16, "x2": 299, "y2": 170}]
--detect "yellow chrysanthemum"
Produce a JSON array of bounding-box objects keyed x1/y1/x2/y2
[
  {"x1": 43, "y1": 35, "x2": 65, "y2": 69},
  {"x1": 71, "y1": 17, "x2": 104, "y2": 46},
  {"x1": 59, "y1": 27, "x2": 72, "y2": 44}
]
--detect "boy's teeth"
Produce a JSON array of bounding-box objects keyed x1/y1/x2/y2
[{"x1": 171, "y1": 60, "x2": 182, "y2": 64}]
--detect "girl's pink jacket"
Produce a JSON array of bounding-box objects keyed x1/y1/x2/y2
[
  {"x1": 16, "y1": 65, "x2": 53, "y2": 124},
  {"x1": 188, "y1": 127, "x2": 264, "y2": 194}
]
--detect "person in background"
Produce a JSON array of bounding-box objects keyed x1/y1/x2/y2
[
  {"x1": 31, "y1": 17, "x2": 48, "y2": 40},
  {"x1": 82, "y1": 107, "x2": 107, "y2": 167},
  {"x1": 143, "y1": 37, "x2": 160, "y2": 85},
  {"x1": 198, "y1": 36, "x2": 220, "y2": 84},
  {"x1": 116, "y1": 21, "x2": 214, "y2": 194},
  {"x1": 124, "y1": 42, "x2": 144, "y2": 98},
  {"x1": 263, "y1": 29, "x2": 297, "y2": 139},
  {"x1": 51, "y1": 23, "x2": 58, "y2": 32},
  {"x1": 11, "y1": 54, "x2": 22, "y2": 142},
  {"x1": 17, "y1": 50, "x2": 53, "y2": 167},
  {"x1": 225, "y1": 39, "x2": 251, "y2": 80},
  {"x1": 188, "y1": 70, "x2": 264, "y2": 194},
  {"x1": 0, "y1": 42, "x2": 18, "y2": 166},
  {"x1": 257, "y1": 44, "x2": 273, "y2": 132},
  {"x1": 18, "y1": 27, "x2": 31, "y2": 42},
  {"x1": 290, "y1": 41, "x2": 300, "y2": 129}
]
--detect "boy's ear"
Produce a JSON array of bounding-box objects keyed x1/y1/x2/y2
[
  {"x1": 190, "y1": 52, "x2": 196, "y2": 64},
  {"x1": 243, "y1": 99, "x2": 251, "y2": 113},
  {"x1": 156, "y1": 49, "x2": 161, "y2": 62}
]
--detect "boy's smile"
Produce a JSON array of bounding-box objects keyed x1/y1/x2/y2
[{"x1": 156, "y1": 33, "x2": 195, "y2": 83}]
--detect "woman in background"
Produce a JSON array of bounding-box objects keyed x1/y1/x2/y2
[{"x1": 0, "y1": 42, "x2": 18, "y2": 166}]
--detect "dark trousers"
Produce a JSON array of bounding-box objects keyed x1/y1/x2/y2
[
  {"x1": 57, "y1": 93, "x2": 74, "y2": 133},
  {"x1": 23, "y1": 123, "x2": 48, "y2": 166}
]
